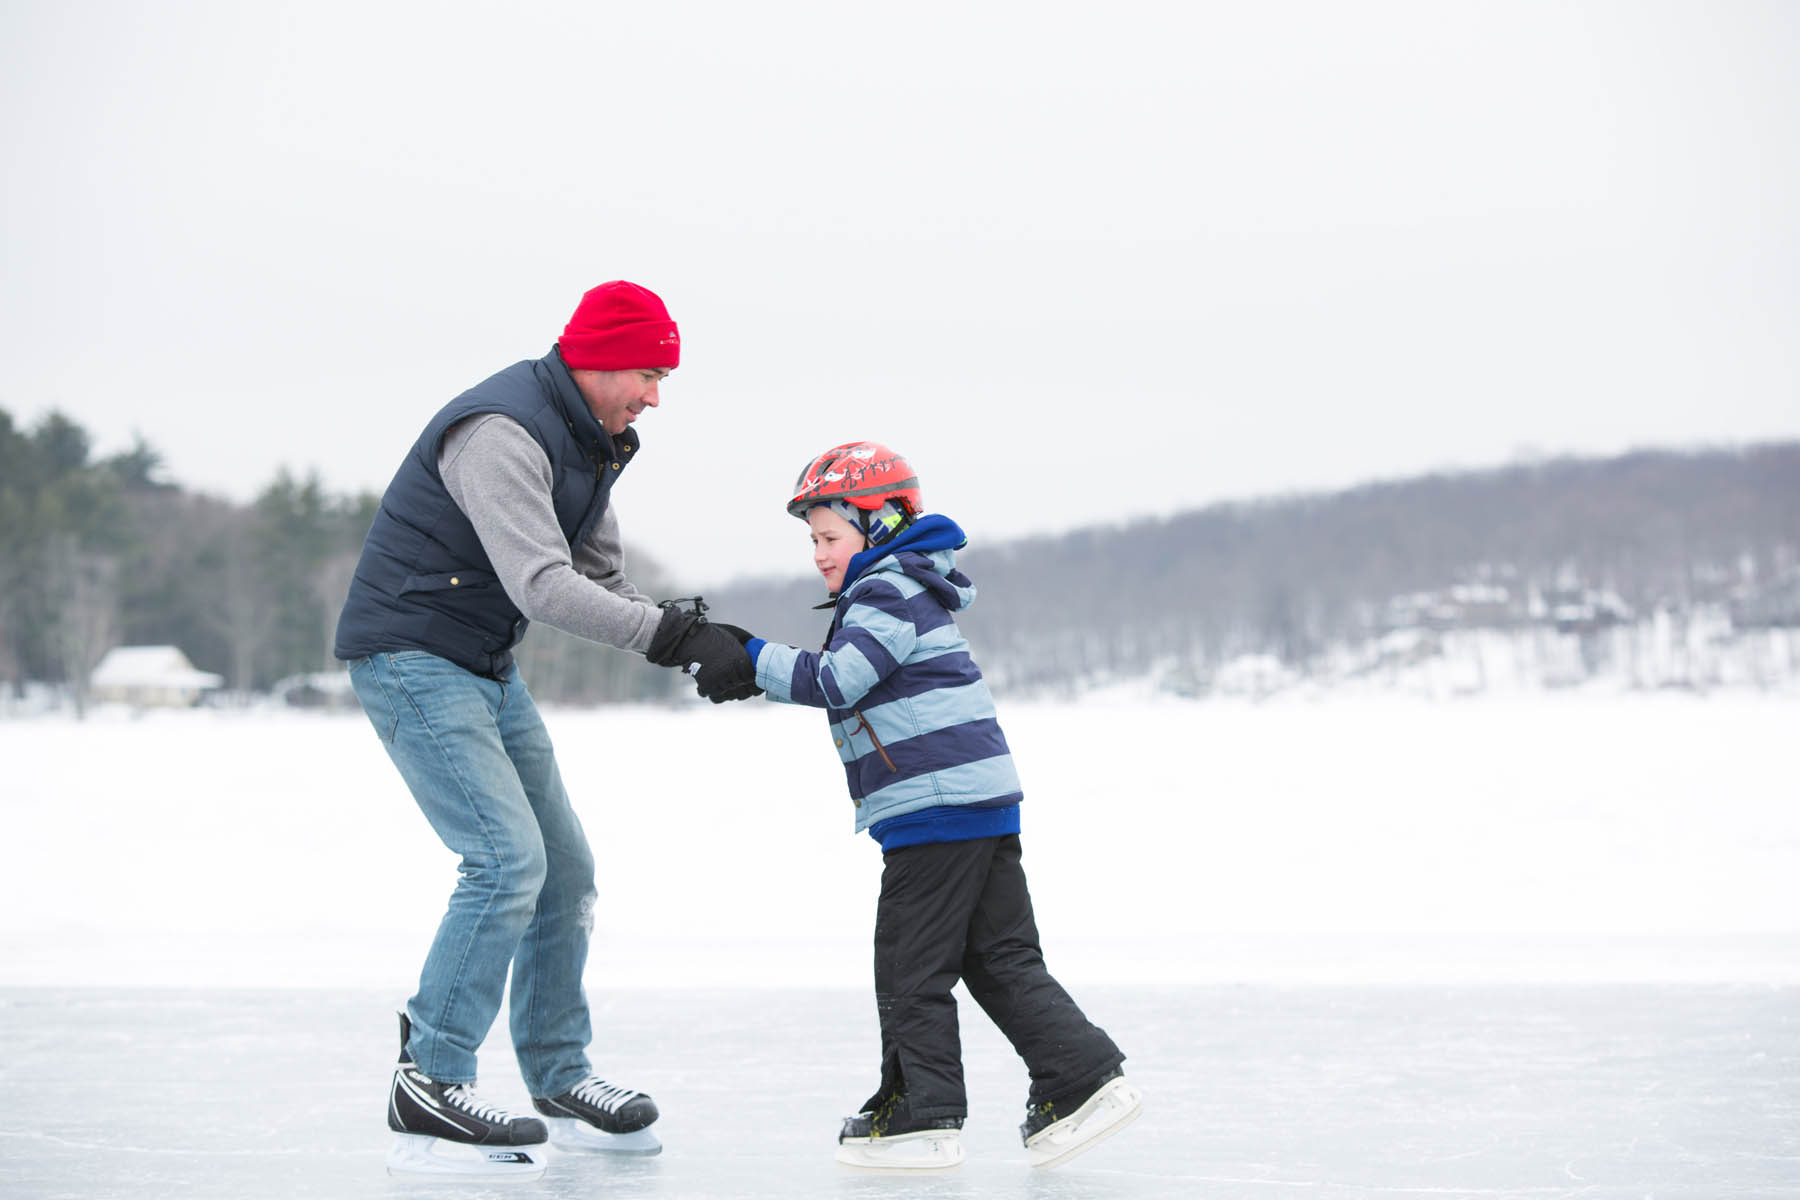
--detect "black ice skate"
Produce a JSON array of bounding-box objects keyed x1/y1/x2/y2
[
  {"x1": 1019, "y1": 1067, "x2": 1143, "y2": 1169},
  {"x1": 834, "y1": 1092, "x2": 964, "y2": 1171},
  {"x1": 384, "y1": 1011, "x2": 549, "y2": 1180},
  {"x1": 533, "y1": 1077, "x2": 663, "y2": 1155}
]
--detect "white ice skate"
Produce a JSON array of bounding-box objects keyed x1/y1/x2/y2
[
  {"x1": 1023, "y1": 1073, "x2": 1143, "y2": 1169},
  {"x1": 835, "y1": 1093, "x2": 965, "y2": 1173},
  {"x1": 835, "y1": 1128, "x2": 966, "y2": 1172}
]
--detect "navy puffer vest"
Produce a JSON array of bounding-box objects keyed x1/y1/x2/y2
[{"x1": 333, "y1": 346, "x2": 638, "y2": 678}]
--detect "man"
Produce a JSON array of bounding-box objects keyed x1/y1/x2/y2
[{"x1": 334, "y1": 280, "x2": 755, "y2": 1179}]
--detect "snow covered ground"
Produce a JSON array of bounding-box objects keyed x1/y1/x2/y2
[
  {"x1": 4, "y1": 691, "x2": 1798, "y2": 989},
  {"x1": 3, "y1": 693, "x2": 1798, "y2": 1198}
]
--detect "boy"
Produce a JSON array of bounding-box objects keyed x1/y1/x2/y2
[{"x1": 732, "y1": 441, "x2": 1143, "y2": 1171}]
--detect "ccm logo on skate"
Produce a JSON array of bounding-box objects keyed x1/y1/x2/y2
[{"x1": 485, "y1": 1151, "x2": 538, "y2": 1164}]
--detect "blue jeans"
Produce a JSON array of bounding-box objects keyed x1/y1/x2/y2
[{"x1": 348, "y1": 651, "x2": 595, "y2": 1097}]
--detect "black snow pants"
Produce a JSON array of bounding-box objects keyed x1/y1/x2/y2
[{"x1": 865, "y1": 833, "x2": 1124, "y2": 1122}]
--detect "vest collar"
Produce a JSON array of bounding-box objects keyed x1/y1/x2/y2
[{"x1": 544, "y1": 345, "x2": 638, "y2": 460}]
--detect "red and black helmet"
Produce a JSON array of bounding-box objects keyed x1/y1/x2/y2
[{"x1": 787, "y1": 441, "x2": 923, "y2": 521}]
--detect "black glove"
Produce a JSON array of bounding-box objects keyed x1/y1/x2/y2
[
  {"x1": 646, "y1": 605, "x2": 761, "y2": 703},
  {"x1": 701, "y1": 621, "x2": 763, "y2": 700}
]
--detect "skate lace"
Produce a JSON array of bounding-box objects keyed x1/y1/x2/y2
[
  {"x1": 443, "y1": 1084, "x2": 518, "y2": 1124},
  {"x1": 571, "y1": 1077, "x2": 641, "y2": 1114}
]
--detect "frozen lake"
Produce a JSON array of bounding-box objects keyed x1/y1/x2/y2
[
  {"x1": 3, "y1": 693, "x2": 1798, "y2": 1194},
  {"x1": 5, "y1": 984, "x2": 1797, "y2": 1199},
  {"x1": 5, "y1": 692, "x2": 1799, "y2": 990}
]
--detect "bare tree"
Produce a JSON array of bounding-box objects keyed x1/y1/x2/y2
[
  {"x1": 0, "y1": 581, "x2": 20, "y2": 703},
  {"x1": 42, "y1": 533, "x2": 120, "y2": 719},
  {"x1": 211, "y1": 525, "x2": 278, "y2": 699}
]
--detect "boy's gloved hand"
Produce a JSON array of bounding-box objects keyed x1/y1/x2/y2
[
  {"x1": 700, "y1": 621, "x2": 762, "y2": 700},
  {"x1": 646, "y1": 605, "x2": 761, "y2": 703}
]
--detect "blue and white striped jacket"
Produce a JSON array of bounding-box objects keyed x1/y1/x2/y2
[{"x1": 749, "y1": 515, "x2": 1023, "y2": 847}]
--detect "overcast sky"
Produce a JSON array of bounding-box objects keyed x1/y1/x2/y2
[{"x1": 3, "y1": 1, "x2": 1795, "y2": 587}]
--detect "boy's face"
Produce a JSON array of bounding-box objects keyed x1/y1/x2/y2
[{"x1": 807, "y1": 506, "x2": 866, "y2": 594}]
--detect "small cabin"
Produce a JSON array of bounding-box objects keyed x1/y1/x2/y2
[{"x1": 89, "y1": 645, "x2": 223, "y2": 708}]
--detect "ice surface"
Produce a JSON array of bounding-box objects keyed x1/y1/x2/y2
[
  {"x1": 4, "y1": 985, "x2": 1798, "y2": 1199},
  {"x1": 3, "y1": 694, "x2": 1799, "y2": 1194}
]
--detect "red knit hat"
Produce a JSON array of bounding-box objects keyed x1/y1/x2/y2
[{"x1": 558, "y1": 281, "x2": 681, "y2": 370}]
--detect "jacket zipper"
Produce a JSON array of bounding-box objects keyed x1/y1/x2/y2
[{"x1": 850, "y1": 711, "x2": 897, "y2": 771}]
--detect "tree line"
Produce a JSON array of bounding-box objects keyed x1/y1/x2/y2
[
  {"x1": 2, "y1": 408, "x2": 372, "y2": 711},
  {"x1": 4, "y1": 401, "x2": 1796, "y2": 709},
  {"x1": 0, "y1": 406, "x2": 687, "y2": 711}
]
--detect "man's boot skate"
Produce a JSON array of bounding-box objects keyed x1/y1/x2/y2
[
  {"x1": 1020, "y1": 1067, "x2": 1143, "y2": 1169},
  {"x1": 533, "y1": 1078, "x2": 663, "y2": 1155},
  {"x1": 835, "y1": 1092, "x2": 964, "y2": 1171},
  {"x1": 385, "y1": 1011, "x2": 550, "y2": 1180}
]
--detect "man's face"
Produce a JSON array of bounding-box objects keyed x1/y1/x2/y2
[
  {"x1": 807, "y1": 505, "x2": 866, "y2": 595},
  {"x1": 571, "y1": 368, "x2": 670, "y2": 436}
]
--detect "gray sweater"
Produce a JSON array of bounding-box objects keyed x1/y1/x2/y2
[{"x1": 437, "y1": 414, "x2": 663, "y2": 655}]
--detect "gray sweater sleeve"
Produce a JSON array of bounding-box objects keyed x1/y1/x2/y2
[{"x1": 438, "y1": 415, "x2": 663, "y2": 654}]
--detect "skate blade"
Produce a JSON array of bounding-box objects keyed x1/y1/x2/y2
[
  {"x1": 544, "y1": 1116, "x2": 663, "y2": 1156},
  {"x1": 836, "y1": 1129, "x2": 964, "y2": 1173},
  {"x1": 1026, "y1": 1077, "x2": 1144, "y2": 1169},
  {"x1": 385, "y1": 1132, "x2": 548, "y2": 1180}
]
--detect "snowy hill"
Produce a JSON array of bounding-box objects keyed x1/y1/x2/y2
[{"x1": 704, "y1": 443, "x2": 1800, "y2": 700}]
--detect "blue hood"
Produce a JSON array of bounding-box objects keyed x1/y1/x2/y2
[{"x1": 841, "y1": 514, "x2": 974, "y2": 612}]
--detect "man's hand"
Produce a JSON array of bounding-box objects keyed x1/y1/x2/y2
[{"x1": 646, "y1": 605, "x2": 761, "y2": 702}]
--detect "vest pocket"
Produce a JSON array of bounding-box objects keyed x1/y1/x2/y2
[{"x1": 400, "y1": 569, "x2": 497, "y2": 594}]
